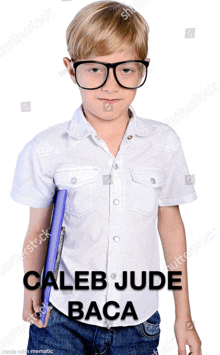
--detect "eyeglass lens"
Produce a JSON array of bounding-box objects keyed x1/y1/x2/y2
[{"x1": 75, "y1": 62, "x2": 147, "y2": 89}]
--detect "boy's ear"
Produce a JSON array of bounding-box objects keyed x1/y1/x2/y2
[{"x1": 63, "y1": 57, "x2": 77, "y2": 84}]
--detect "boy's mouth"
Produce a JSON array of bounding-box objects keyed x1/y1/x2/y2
[{"x1": 98, "y1": 98, "x2": 121, "y2": 103}]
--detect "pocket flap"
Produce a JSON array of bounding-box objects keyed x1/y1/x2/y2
[
  {"x1": 130, "y1": 169, "x2": 164, "y2": 188},
  {"x1": 54, "y1": 168, "x2": 98, "y2": 188}
]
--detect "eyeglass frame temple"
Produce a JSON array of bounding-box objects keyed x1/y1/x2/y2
[{"x1": 70, "y1": 59, "x2": 149, "y2": 90}]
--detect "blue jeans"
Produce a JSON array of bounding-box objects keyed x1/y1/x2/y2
[{"x1": 27, "y1": 302, "x2": 161, "y2": 355}]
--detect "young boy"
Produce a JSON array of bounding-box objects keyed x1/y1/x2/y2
[{"x1": 10, "y1": 1, "x2": 202, "y2": 354}]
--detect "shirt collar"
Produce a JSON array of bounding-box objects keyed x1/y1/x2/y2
[{"x1": 65, "y1": 103, "x2": 155, "y2": 139}]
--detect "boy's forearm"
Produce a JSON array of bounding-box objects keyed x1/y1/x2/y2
[
  {"x1": 23, "y1": 204, "x2": 54, "y2": 278},
  {"x1": 23, "y1": 227, "x2": 50, "y2": 280},
  {"x1": 158, "y1": 206, "x2": 192, "y2": 320}
]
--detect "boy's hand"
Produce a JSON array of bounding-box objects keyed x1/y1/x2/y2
[
  {"x1": 22, "y1": 287, "x2": 51, "y2": 328},
  {"x1": 174, "y1": 317, "x2": 202, "y2": 355}
]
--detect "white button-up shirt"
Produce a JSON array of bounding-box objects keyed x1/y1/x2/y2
[{"x1": 10, "y1": 104, "x2": 197, "y2": 328}]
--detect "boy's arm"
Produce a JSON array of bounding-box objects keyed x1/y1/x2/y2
[
  {"x1": 22, "y1": 203, "x2": 54, "y2": 328},
  {"x1": 157, "y1": 205, "x2": 202, "y2": 355},
  {"x1": 158, "y1": 205, "x2": 190, "y2": 319}
]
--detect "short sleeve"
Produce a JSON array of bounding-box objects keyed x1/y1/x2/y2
[
  {"x1": 158, "y1": 137, "x2": 197, "y2": 206},
  {"x1": 10, "y1": 139, "x2": 56, "y2": 208}
]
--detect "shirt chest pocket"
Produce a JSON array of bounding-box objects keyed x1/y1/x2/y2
[
  {"x1": 130, "y1": 168, "x2": 165, "y2": 215},
  {"x1": 54, "y1": 168, "x2": 98, "y2": 217}
]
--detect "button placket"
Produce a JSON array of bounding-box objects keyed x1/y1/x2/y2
[{"x1": 106, "y1": 166, "x2": 122, "y2": 307}]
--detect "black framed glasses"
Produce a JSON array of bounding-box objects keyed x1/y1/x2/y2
[{"x1": 71, "y1": 59, "x2": 149, "y2": 90}]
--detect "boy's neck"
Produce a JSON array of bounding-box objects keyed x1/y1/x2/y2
[{"x1": 82, "y1": 104, "x2": 132, "y2": 138}]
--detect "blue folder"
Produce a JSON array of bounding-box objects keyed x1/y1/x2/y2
[{"x1": 40, "y1": 189, "x2": 67, "y2": 325}]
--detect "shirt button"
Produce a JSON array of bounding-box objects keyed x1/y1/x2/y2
[
  {"x1": 95, "y1": 135, "x2": 100, "y2": 140},
  {"x1": 127, "y1": 135, "x2": 133, "y2": 140},
  {"x1": 113, "y1": 236, "x2": 120, "y2": 242},
  {"x1": 71, "y1": 177, "x2": 77, "y2": 184},
  {"x1": 111, "y1": 273, "x2": 117, "y2": 279},
  {"x1": 151, "y1": 178, "x2": 156, "y2": 184},
  {"x1": 114, "y1": 163, "x2": 119, "y2": 170},
  {"x1": 113, "y1": 199, "x2": 120, "y2": 205}
]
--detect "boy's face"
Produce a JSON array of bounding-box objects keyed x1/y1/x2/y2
[{"x1": 63, "y1": 47, "x2": 150, "y2": 122}]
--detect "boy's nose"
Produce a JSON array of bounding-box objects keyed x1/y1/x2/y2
[{"x1": 102, "y1": 68, "x2": 120, "y2": 90}]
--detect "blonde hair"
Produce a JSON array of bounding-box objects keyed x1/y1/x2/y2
[{"x1": 66, "y1": 0, "x2": 150, "y2": 62}]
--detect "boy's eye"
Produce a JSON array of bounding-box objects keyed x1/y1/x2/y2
[
  {"x1": 82, "y1": 64, "x2": 106, "y2": 73},
  {"x1": 117, "y1": 64, "x2": 140, "y2": 74},
  {"x1": 121, "y1": 68, "x2": 134, "y2": 73},
  {"x1": 89, "y1": 67, "x2": 102, "y2": 73}
]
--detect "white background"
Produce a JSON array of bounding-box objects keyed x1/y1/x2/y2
[{"x1": 0, "y1": 0, "x2": 219, "y2": 353}]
